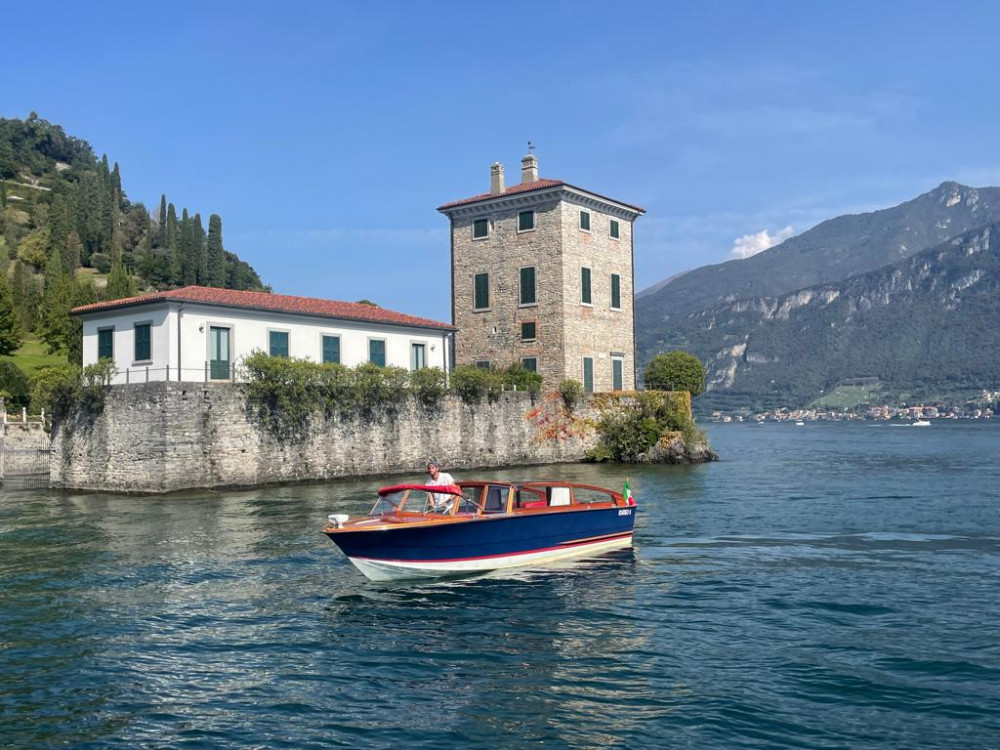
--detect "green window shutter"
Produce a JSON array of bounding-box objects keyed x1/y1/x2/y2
[
  {"x1": 369, "y1": 339, "x2": 386, "y2": 367},
  {"x1": 134, "y1": 323, "x2": 151, "y2": 361},
  {"x1": 98, "y1": 328, "x2": 114, "y2": 360},
  {"x1": 474, "y1": 272, "x2": 490, "y2": 309},
  {"x1": 610, "y1": 219, "x2": 620, "y2": 239},
  {"x1": 521, "y1": 321, "x2": 536, "y2": 341},
  {"x1": 519, "y1": 266, "x2": 536, "y2": 305},
  {"x1": 611, "y1": 273, "x2": 621, "y2": 309},
  {"x1": 410, "y1": 343, "x2": 426, "y2": 370},
  {"x1": 475, "y1": 360, "x2": 490, "y2": 370},
  {"x1": 518, "y1": 210, "x2": 535, "y2": 231},
  {"x1": 580, "y1": 211, "x2": 590, "y2": 231},
  {"x1": 322, "y1": 335, "x2": 340, "y2": 364},
  {"x1": 521, "y1": 357, "x2": 537, "y2": 372},
  {"x1": 612, "y1": 358, "x2": 623, "y2": 391},
  {"x1": 473, "y1": 218, "x2": 489, "y2": 238},
  {"x1": 581, "y1": 267, "x2": 592, "y2": 304},
  {"x1": 583, "y1": 357, "x2": 594, "y2": 393},
  {"x1": 269, "y1": 331, "x2": 289, "y2": 358}
]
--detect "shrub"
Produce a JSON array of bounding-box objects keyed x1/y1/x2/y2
[
  {"x1": 450, "y1": 365, "x2": 497, "y2": 403},
  {"x1": 588, "y1": 391, "x2": 698, "y2": 462},
  {"x1": 410, "y1": 367, "x2": 447, "y2": 407},
  {"x1": 90, "y1": 252, "x2": 112, "y2": 274},
  {"x1": 499, "y1": 364, "x2": 543, "y2": 393},
  {"x1": 558, "y1": 379, "x2": 585, "y2": 410},
  {"x1": 29, "y1": 359, "x2": 115, "y2": 420},
  {"x1": 644, "y1": 351, "x2": 706, "y2": 396},
  {"x1": 241, "y1": 351, "x2": 318, "y2": 437},
  {"x1": 353, "y1": 363, "x2": 409, "y2": 415},
  {"x1": 315, "y1": 362, "x2": 359, "y2": 419},
  {"x1": 0, "y1": 361, "x2": 29, "y2": 408}
]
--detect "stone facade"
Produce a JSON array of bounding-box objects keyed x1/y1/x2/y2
[
  {"x1": 49, "y1": 383, "x2": 602, "y2": 493},
  {"x1": 441, "y1": 157, "x2": 643, "y2": 392}
]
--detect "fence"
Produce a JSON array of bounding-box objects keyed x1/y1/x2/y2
[
  {"x1": 106, "y1": 363, "x2": 243, "y2": 385},
  {"x1": 0, "y1": 425, "x2": 51, "y2": 491}
]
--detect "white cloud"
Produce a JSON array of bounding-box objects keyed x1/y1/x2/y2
[{"x1": 728, "y1": 226, "x2": 795, "y2": 260}]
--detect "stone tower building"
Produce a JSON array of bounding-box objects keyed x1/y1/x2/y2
[{"x1": 438, "y1": 152, "x2": 644, "y2": 392}]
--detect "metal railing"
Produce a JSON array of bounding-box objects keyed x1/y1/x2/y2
[{"x1": 107, "y1": 363, "x2": 243, "y2": 385}]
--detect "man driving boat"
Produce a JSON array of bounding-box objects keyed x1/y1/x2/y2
[{"x1": 425, "y1": 460, "x2": 456, "y2": 511}]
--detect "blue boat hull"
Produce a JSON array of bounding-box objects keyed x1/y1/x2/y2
[{"x1": 326, "y1": 506, "x2": 636, "y2": 580}]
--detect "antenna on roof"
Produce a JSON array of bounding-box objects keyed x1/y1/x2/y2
[{"x1": 527, "y1": 140, "x2": 535, "y2": 154}]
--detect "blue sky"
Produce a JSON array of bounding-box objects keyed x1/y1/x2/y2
[{"x1": 5, "y1": 1, "x2": 999, "y2": 321}]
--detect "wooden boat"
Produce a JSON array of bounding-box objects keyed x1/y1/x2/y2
[{"x1": 323, "y1": 481, "x2": 637, "y2": 581}]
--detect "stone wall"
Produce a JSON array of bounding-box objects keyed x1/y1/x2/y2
[
  {"x1": 1, "y1": 421, "x2": 50, "y2": 478},
  {"x1": 50, "y1": 383, "x2": 602, "y2": 494}
]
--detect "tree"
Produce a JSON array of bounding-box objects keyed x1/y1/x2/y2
[
  {"x1": 203, "y1": 214, "x2": 226, "y2": 287},
  {"x1": 37, "y1": 260, "x2": 75, "y2": 355},
  {"x1": 17, "y1": 227, "x2": 50, "y2": 268},
  {"x1": 644, "y1": 351, "x2": 706, "y2": 396},
  {"x1": 68, "y1": 280, "x2": 98, "y2": 365},
  {"x1": 157, "y1": 194, "x2": 167, "y2": 247},
  {"x1": 0, "y1": 271, "x2": 24, "y2": 355},
  {"x1": 105, "y1": 261, "x2": 137, "y2": 300}
]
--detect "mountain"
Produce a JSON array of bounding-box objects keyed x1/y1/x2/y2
[
  {"x1": 636, "y1": 182, "x2": 1000, "y2": 328},
  {"x1": 655, "y1": 223, "x2": 1000, "y2": 411}
]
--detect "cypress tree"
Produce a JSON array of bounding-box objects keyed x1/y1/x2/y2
[
  {"x1": 204, "y1": 214, "x2": 226, "y2": 288},
  {"x1": 37, "y1": 254, "x2": 74, "y2": 355},
  {"x1": 192, "y1": 213, "x2": 207, "y2": 284},
  {"x1": 0, "y1": 271, "x2": 23, "y2": 355},
  {"x1": 10, "y1": 261, "x2": 26, "y2": 328},
  {"x1": 105, "y1": 261, "x2": 137, "y2": 300},
  {"x1": 111, "y1": 162, "x2": 122, "y2": 196},
  {"x1": 68, "y1": 279, "x2": 98, "y2": 365},
  {"x1": 165, "y1": 203, "x2": 178, "y2": 252},
  {"x1": 157, "y1": 194, "x2": 167, "y2": 247},
  {"x1": 65, "y1": 231, "x2": 82, "y2": 272}
]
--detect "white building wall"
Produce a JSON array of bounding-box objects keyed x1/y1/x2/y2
[{"x1": 80, "y1": 302, "x2": 451, "y2": 384}]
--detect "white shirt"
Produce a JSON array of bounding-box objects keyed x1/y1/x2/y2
[{"x1": 427, "y1": 471, "x2": 455, "y2": 508}]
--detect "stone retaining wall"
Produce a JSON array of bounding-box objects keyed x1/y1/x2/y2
[{"x1": 50, "y1": 383, "x2": 601, "y2": 493}]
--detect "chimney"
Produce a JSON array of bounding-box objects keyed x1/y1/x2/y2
[
  {"x1": 490, "y1": 162, "x2": 505, "y2": 194},
  {"x1": 521, "y1": 153, "x2": 539, "y2": 184}
]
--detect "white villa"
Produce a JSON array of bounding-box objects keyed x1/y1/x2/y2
[{"x1": 72, "y1": 286, "x2": 455, "y2": 384}]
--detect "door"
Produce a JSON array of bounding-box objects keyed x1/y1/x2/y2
[
  {"x1": 411, "y1": 343, "x2": 426, "y2": 370},
  {"x1": 209, "y1": 326, "x2": 231, "y2": 380}
]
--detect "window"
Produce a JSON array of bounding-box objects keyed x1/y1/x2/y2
[
  {"x1": 521, "y1": 321, "x2": 536, "y2": 342},
  {"x1": 369, "y1": 339, "x2": 386, "y2": 367},
  {"x1": 583, "y1": 357, "x2": 594, "y2": 393},
  {"x1": 97, "y1": 327, "x2": 114, "y2": 360},
  {"x1": 322, "y1": 335, "x2": 341, "y2": 364},
  {"x1": 474, "y1": 272, "x2": 490, "y2": 310},
  {"x1": 521, "y1": 357, "x2": 537, "y2": 372},
  {"x1": 411, "y1": 343, "x2": 426, "y2": 370},
  {"x1": 210, "y1": 326, "x2": 231, "y2": 380},
  {"x1": 519, "y1": 266, "x2": 536, "y2": 306},
  {"x1": 610, "y1": 219, "x2": 620, "y2": 239},
  {"x1": 518, "y1": 210, "x2": 535, "y2": 232},
  {"x1": 475, "y1": 360, "x2": 490, "y2": 370},
  {"x1": 579, "y1": 210, "x2": 591, "y2": 232},
  {"x1": 134, "y1": 323, "x2": 151, "y2": 361},
  {"x1": 612, "y1": 357, "x2": 624, "y2": 391},
  {"x1": 269, "y1": 330, "x2": 289, "y2": 358},
  {"x1": 473, "y1": 218, "x2": 489, "y2": 239},
  {"x1": 581, "y1": 267, "x2": 592, "y2": 305},
  {"x1": 611, "y1": 273, "x2": 622, "y2": 310}
]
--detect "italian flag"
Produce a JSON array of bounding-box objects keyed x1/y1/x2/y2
[{"x1": 624, "y1": 478, "x2": 635, "y2": 506}]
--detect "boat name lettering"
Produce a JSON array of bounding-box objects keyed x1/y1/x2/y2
[{"x1": 618, "y1": 509, "x2": 632, "y2": 516}]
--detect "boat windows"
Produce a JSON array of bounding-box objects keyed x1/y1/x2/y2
[
  {"x1": 515, "y1": 488, "x2": 547, "y2": 509},
  {"x1": 371, "y1": 491, "x2": 405, "y2": 515},
  {"x1": 483, "y1": 485, "x2": 509, "y2": 514},
  {"x1": 572, "y1": 486, "x2": 615, "y2": 505}
]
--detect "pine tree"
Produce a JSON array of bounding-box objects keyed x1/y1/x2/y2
[
  {"x1": 9, "y1": 261, "x2": 26, "y2": 328},
  {"x1": 37, "y1": 256, "x2": 74, "y2": 355},
  {"x1": 68, "y1": 280, "x2": 98, "y2": 365},
  {"x1": 204, "y1": 214, "x2": 226, "y2": 288},
  {"x1": 105, "y1": 261, "x2": 137, "y2": 300},
  {"x1": 65, "y1": 231, "x2": 82, "y2": 272},
  {"x1": 0, "y1": 271, "x2": 23, "y2": 355}
]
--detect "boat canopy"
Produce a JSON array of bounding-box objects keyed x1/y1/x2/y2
[{"x1": 377, "y1": 484, "x2": 464, "y2": 496}]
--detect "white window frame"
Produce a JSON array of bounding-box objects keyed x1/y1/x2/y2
[
  {"x1": 132, "y1": 319, "x2": 154, "y2": 365},
  {"x1": 410, "y1": 341, "x2": 427, "y2": 371},
  {"x1": 320, "y1": 332, "x2": 342, "y2": 364},
  {"x1": 609, "y1": 219, "x2": 621, "y2": 240},
  {"x1": 611, "y1": 355, "x2": 624, "y2": 392},
  {"x1": 206, "y1": 323, "x2": 234, "y2": 381},
  {"x1": 521, "y1": 357, "x2": 538, "y2": 373},
  {"x1": 267, "y1": 327, "x2": 291, "y2": 358},
  {"x1": 579, "y1": 209, "x2": 591, "y2": 233},
  {"x1": 520, "y1": 320, "x2": 537, "y2": 343},
  {"x1": 368, "y1": 337, "x2": 387, "y2": 367}
]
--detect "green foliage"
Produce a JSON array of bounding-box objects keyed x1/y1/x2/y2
[
  {"x1": 644, "y1": 351, "x2": 705, "y2": 396},
  {"x1": 105, "y1": 261, "x2": 136, "y2": 300},
  {"x1": 500, "y1": 363, "x2": 543, "y2": 393},
  {"x1": 17, "y1": 227, "x2": 49, "y2": 268},
  {"x1": 558, "y1": 379, "x2": 585, "y2": 410},
  {"x1": 409, "y1": 367, "x2": 447, "y2": 406},
  {"x1": 28, "y1": 359, "x2": 113, "y2": 420},
  {"x1": 588, "y1": 391, "x2": 697, "y2": 462},
  {"x1": 0, "y1": 361, "x2": 29, "y2": 407},
  {"x1": 0, "y1": 271, "x2": 23, "y2": 355},
  {"x1": 204, "y1": 214, "x2": 226, "y2": 287},
  {"x1": 90, "y1": 251, "x2": 111, "y2": 274},
  {"x1": 450, "y1": 365, "x2": 501, "y2": 403}
]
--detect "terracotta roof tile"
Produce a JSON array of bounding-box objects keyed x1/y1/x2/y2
[
  {"x1": 71, "y1": 286, "x2": 455, "y2": 331},
  {"x1": 437, "y1": 179, "x2": 566, "y2": 210}
]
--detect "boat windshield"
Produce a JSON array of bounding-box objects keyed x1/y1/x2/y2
[
  {"x1": 371, "y1": 489, "x2": 457, "y2": 515},
  {"x1": 371, "y1": 491, "x2": 405, "y2": 515}
]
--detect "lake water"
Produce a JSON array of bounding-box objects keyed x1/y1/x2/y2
[{"x1": 2, "y1": 422, "x2": 999, "y2": 749}]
